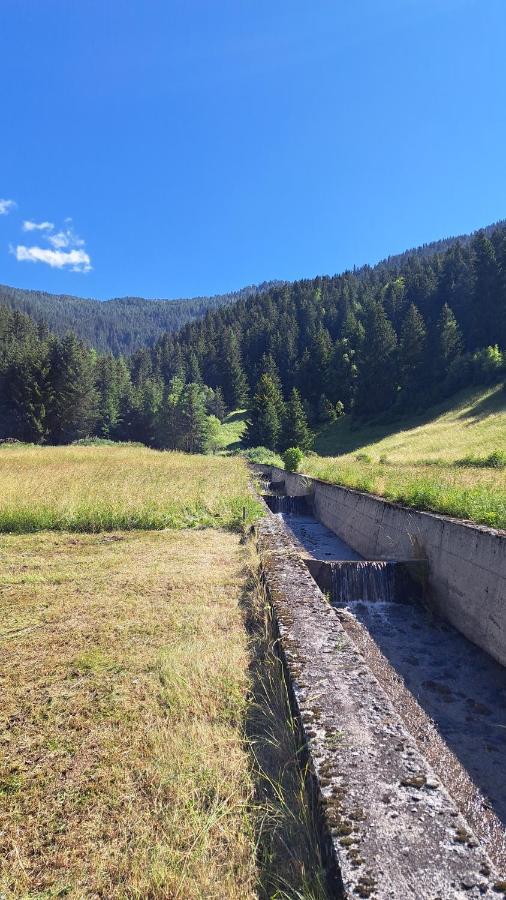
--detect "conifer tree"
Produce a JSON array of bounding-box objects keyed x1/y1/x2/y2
[
  {"x1": 0, "y1": 347, "x2": 49, "y2": 442},
  {"x1": 437, "y1": 304, "x2": 464, "y2": 376},
  {"x1": 355, "y1": 301, "x2": 397, "y2": 415},
  {"x1": 207, "y1": 386, "x2": 226, "y2": 421},
  {"x1": 179, "y1": 382, "x2": 211, "y2": 453},
  {"x1": 46, "y1": 334, "x2": 98, "y2": 443},
  {"x1": 398, "y1": 304, "x2": 428, "y2": 400},
  {"x1": 221, "y1": 330, "x2": 249, "y2": 409},
  {"x1": 472, "y1": 232, "x2": 499, "y2": 349},
  {"x1": 243, "y1": 374, "x2": 282, "y2": 450},
  {"x1": 281, "y1": 388, "x2": 313, "y2": 451}
]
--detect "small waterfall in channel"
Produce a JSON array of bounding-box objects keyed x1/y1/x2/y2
[
  {"x1": 330, "y1": 560, "x2": 396, "y2": 605},
  {"x1": 265, "y1": 495, "x2": 309, "y2": 515}
]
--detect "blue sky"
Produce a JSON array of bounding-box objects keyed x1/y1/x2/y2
[{"x1": 0, "y1": 0, "x2": 505, "y2": 300}]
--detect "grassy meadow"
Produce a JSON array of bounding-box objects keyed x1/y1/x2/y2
[
  {"x1": 0, "y1": 448, "x2": 326, "y2": 898},
  {"x1": 293, "y1": 383, "x2": 506, "y2": 529},
  {"x1": 0, "y1": 444, "x2": 261, "y2": 533}
]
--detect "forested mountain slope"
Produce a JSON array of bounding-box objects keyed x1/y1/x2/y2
[
  {"x1": 1, "y1": 219, "x2": 505, "y2": 459},
  {"x1": 144, "y1": 221, "x2": 506, "y2": 441},
  {"x1": 0, "y1": 281, "x2": 280, "y2": 355}
]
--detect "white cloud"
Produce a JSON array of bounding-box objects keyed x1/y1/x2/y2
[
  {"x1": 11, "y1": 244, "x2": 92, "y2": 273},
  {"x1": 48, "y1": 228, "x2": 85, "y2": 250},
  {"x1": 13, "y1": 216, "x2": 91, "y2": 273},
  {"x1": 22, "y1": 220, "x2": 54, "y2": 232},
  {"x1": 0, "y1": 199, "x2": 16, "y2": 216}
]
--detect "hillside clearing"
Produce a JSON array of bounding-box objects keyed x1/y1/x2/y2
[{"x1": 0, "y1": 445, "x2": 261, "y2": 533}]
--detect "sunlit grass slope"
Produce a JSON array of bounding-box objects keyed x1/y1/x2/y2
[
  {"x1": 215, "y1": 409, "x2": 247, "y2": 452},
  {"x1": 304, "y1": 383, "x2": 506, "y2": 529},
  {"x1": 315, "y1": 382, "x2": 505, "y2": 463},
  {"x1": 0, "y1": 445, "x2": 261, "y2": 532},
  {"x1": 0, "y1": 530, "x2": 257, "y2": 898}
]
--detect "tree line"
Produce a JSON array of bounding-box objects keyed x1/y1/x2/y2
[
  {"x1": 1, "y1": 225, "x2": 505, "y2": 452},
  {"x1": 0, "y1": 281, "x2": 281, "y2": 355},
  {"x1": 0, "y1": 306, "x2": 226, "y2": 451}
]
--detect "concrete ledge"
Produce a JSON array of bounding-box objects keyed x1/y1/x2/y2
[
  {"x1": 257, "y1": 512, "x2": 503, "y2": 899},
  {"x1": 254, "y1": 464, "x2": 506, "y2": 667}
]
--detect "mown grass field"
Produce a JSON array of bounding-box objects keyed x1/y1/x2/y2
[
  {"x1": 0, "y1": 530, "x2": 257, "y2": 898},
  {"x1": 0, "y1": 445, "x2": 261, "y2": 533},
  {"x1": 303, "y1": 383, "x2": 506, "y2": 529},
  {"x1": 0, "y1": 448, "x2": 325, "y2": 898}
]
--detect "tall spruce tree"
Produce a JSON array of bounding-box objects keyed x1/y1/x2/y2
[
  {"x1": 179, "y1": 382, "x2": 211, "y2": 453},
  {"x1": 0, "y1": 346, "x2": 49, "y2": 442},
  {"x1": 46, "y1": 334, "x2": 98, "y2": 443},
  {"x1": 437, "y1": 304, "x2": 464, "y2": 377},
  {"x1": 243, "y1": 374, "x2": 283, "y2": 450},
  {"x1": 281, "y1": 388, "x2": 313, "y2": 451},
  {"x1": 398, "y1": 304, "x2": 428, "y2": 402},
  {"x1": 222, "y1": 330, "x2": 249, "y2": 409},
  {"x1": 355, "y1": 301, "x2": 398, "y2": 415},
  {"x1": 471, "y1": 232, "x2": 499, "y2": 349}
]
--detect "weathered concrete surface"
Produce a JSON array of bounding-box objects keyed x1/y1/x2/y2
[
  {"x1": 257, "y1": 512, "x2": 505, "y2": 898},
  {"x1": 254, "y1": 465, "x2": 506, "y2": 668}
]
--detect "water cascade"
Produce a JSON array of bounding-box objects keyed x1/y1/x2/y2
[
  {"x1": 330, "y1": 560, "x2": 396, "y2": 605},
  {"x1": 264, "y1": 494, "x2": 310, "y2": 515}
]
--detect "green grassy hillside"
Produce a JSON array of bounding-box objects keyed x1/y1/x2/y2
[
  {"x1": 314, "y1": 382, "x2": 506, "y2": 463},
  {"x1": 302, "y1": 383, "x2": 506, "y2": 529}
]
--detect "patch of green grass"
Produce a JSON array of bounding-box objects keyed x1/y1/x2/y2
[
  {"x1": 302, "y1": 459, "x2": 506, "y2": 529},
  {"x1": 0, "y1": 446, "x2": 263, "y2": 533},
  {"x1": 454, "y1": 449, "x2": 506, "y2": 469},
  {"x1": 214, "y1": 409, "x2": 247, "y2": 452},
  {"x1": 315, "y1": 382, "x2": 505, "y2": 463},
  {"x1": 240, "y1": 446, "x2": 284, "y2": 466}
]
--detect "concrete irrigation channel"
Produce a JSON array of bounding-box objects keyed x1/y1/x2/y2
[{"x1": 252, "y1": 464, "x2": 506, "y2": 899}]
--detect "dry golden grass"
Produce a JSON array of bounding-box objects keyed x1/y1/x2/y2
[
  {"x1": 0, "y1": 445, "x2": 261, "y2": 532},
  {"x1": 0, "y1": 529, "x2": 257, "y2": 899}
]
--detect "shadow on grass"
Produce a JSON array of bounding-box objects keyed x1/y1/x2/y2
[
  {"x1": 314, "y1": 383, "x2": 505, "y2": 458},
  {"x1": 225, "y1": 410, "x2": 247, "y2": 424},
  {"x1": 456, "y1": 382, "x2": 505, "y2": 424}
]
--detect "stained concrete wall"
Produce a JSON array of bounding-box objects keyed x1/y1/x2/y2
[
  {"x1": 257, "y1": 464, "x2": 506, "y2": 668},
  {"x1": 257, "y1": 512, "x2": 504, "y2": 896}
]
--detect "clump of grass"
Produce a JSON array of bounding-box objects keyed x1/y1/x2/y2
[
  {"x1": 0, "y1": 445, "x2": 263, "y2": 533},
  {"x1": 240, "y1": 446, "x2": 284, "y2": 466},
  {"x1": 72, "y1": 437, "x2": 145, "y2": 447},
  {"x1": 454, "y1": 449, "x2": 506, "y2": 470}
]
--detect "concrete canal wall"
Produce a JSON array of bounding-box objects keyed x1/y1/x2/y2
[{"x1": 256, "y1": 464, "x2": 506, "y2": 668}]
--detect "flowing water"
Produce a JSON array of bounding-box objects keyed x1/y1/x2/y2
[
  {"x1": 330, "y1": 559, "x2": 396, "y2": 604},
  {"x1": 269, "y1": 497, "x2": 506, "y2": 827},
  {"x1": 338, "y1": 599, "x2": 506, "y2": 825},
  {"x1": 268, "y1": 507, "x2": 362, "y2": 561}
]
